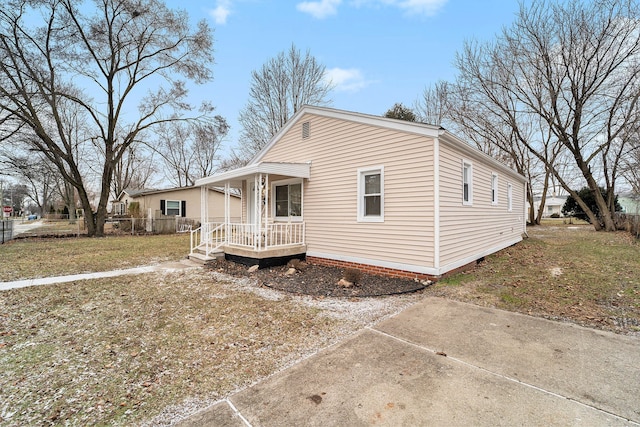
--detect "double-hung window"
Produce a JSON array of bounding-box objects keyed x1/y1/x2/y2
[
  {"x1": 462, "y1": 160, "x2": 473, "y2": 205},
  {"x1": 358, "y1": 166, "x2": 384, "y2": 222},
  {"x1": 273, "y1": 180, "x2": 302, "y2": 220},
  {"x1": 491, "y1": 173, "x2": 499, "y2": 205},
  {"x1": 160, "y1": 199, "x2": 183, "y2": 216}
]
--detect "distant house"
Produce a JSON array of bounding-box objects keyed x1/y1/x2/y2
[
  {"x1": 192, "y1": 106, "x2": 527, "y2": 279},
  {"x1": 112, "y1": 186, "x2": 241, "y2": 222},
  {"x1": 532, "y1": 194, "x2": 568, "y2": 218},
  {"x1": 618, "y1": 193, "x2": 640, "y2": 215}
]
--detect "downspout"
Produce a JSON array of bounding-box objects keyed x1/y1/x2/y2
[
  {"x1": 523, "y1": 180, "x2": 529, "y2": 238},
  {"x1": 434, "y1": 136, "x2": 440, "y2": 275}
]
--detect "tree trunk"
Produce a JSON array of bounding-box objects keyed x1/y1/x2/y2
[
  {"x1": 527, "y1": 182, "x2": 536, "y2": 225},
  {"x1": 536, "y1": 169, "x2": 551, "y2": 225}
]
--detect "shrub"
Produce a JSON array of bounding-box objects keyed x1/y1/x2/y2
[
  {"x1": 562, "y1": 187, "x2": 621, "y2": 223},
  {"x1": 550, "y1": 213, "x2": 560, "y2": 218},
  {"x1": 343, "y1": 268, "x2": 362, "y2": 284},
  {"x1": 128, "y1": 202, "x2": 142, "y2": 218}
]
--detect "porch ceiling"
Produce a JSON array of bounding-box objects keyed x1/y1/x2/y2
[{"x1": 195, "y1": 162, "x2": 311, "y2": 187}]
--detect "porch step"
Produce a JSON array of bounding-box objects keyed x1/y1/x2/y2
[{"x1": 188, "y1": 250, "x2": 224, "y2": 265}]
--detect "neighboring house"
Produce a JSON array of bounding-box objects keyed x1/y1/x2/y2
[
  {"x1": 618, "y1": 193, "x2": 640, "y2": 215},
  {"x1": 193, "y1": 106, "x2": 527, "y2": 279},
  {"x1": 532, "y1": 194, "x2": 568, "y2": 218},
  {"x1": 112, "y1": 186, "x2": 241, "y2": 222}
]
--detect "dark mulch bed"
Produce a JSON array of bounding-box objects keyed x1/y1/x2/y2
[{"x1": 205, "y1": 259, "x2": 430, "y2": 297}]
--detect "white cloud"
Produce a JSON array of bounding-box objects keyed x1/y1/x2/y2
[
  {"x1": 296, "y1": 0, "x2": 342, "y2": 19},
  {"x1": 396, "y1": 0, "x2": 447, "y2": 16},
  {"x1": 209, "y1": 1, "x2": 232, "y2": 25},
  {"x1": 353, "y1": 0, "x2": 448, "y2": 17},
  {"x1": 324, "y1": 68, "x2": 372, "y2": 92}
]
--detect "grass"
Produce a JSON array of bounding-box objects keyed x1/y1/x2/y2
[
  {"x1": 2, "y1": 226, "x2": 639, "y2": 424},
  {"x1": 0, "y1": 234, "x2": 190, "y2": 281},
  {"x1": 0, "y1": 270, "x2": 367, "y2": 426},
  {"x1": 436, "y1": 225, "x2": 640, "y2": 334},
  {"x1": 0, "y1": 235, "x2": 417, "y2": 425}
]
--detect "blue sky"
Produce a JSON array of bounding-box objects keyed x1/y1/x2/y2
[{"x1": 166, "y1": 0, "x2": 526, "y2": 154}]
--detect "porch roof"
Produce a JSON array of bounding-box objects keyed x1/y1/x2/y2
[{"x1": 195, "y1": 161, "x2": 311, "y2": 187}]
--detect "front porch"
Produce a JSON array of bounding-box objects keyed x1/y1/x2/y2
[{"x1": 190, "y1": 162, "x2": 311, "y2": 266}]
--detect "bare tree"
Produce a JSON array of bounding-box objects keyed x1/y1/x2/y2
[
  {"x1": 454, "y1": 0, "x2": 640, "y2": 231},
  {"x1": 415, "y1": 81, "x2": 450, "y2": 126},
  {"x1": 237, "y1": 44, "x2": 333, "y2": 160},
  {"x1": 0, "y1": 149, "x2": 54, "y2": 215},
  {"x1": 152, "y1": 116, "x2": 228, "y2": 186},
  {"x1": 0, "y1": 0, "x2": 215, "y2": 236},
  {"x1": 112, "y1": 143, "x2": 158, "y2": 197}
]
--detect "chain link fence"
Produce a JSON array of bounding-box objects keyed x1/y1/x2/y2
[{"x1": 1, "y1": 220, "x2": 13, "y2": 244}]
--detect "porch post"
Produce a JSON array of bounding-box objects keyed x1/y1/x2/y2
[
  {"x1": 200, "y1": 186, "x2": 207, "y2": 244},
  {"x1": 254, "y1": 174, "x2": 260, "y2": 251},
  {"x1": 224, "y1": 182, "x2": 230, "y2": 227}
]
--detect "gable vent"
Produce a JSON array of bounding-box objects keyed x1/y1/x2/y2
[{"x1": 302, "y1": 121, "x2": 310, "y2": 139}]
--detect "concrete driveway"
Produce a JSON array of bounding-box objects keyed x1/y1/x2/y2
[{"x1": 178, "y1": 297, "x2": 640, "y2": 426}]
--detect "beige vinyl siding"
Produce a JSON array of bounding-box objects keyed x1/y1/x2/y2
[
  {"x1": 438, "y1": 142, "x2": 525, "y2": 270},
  {"x1": 131, "y1": 188, "x2": 240, "y2": 221},
  {"x1": 261, "y1": 113, "x2": 435, "y2": 269}
]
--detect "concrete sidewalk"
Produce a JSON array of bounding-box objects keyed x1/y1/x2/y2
[
  {"x1": 178, "y1": 297, "x2": 640, "y2": 426},
  {"x1": 0, "y1": 259, "x2": 200, "y2": 291}
]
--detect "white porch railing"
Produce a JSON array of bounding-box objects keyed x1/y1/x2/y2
[{"x1": 190, "y1": 221, "x2": 305, "y2": 256}]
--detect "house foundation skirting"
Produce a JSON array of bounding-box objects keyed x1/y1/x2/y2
[{"x1": 306, "y1": 256, "x2": 441, "y2": 281}]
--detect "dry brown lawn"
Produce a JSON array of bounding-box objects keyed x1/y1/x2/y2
[
  {"x1": 434, "y1": 225, "x2": 640, "y2": 335},
  {"x1": 0, "y1": 234, "x2": 190, "y2": 281},
  {"x1": 2, "y1": 226, "x2": 639, "y2": 425}
]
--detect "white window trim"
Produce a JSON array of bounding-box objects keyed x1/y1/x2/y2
[
  {"x1": 507, "y1": 183, "x2": 513, "y2": 212},
  {"x1": 462, "y1": 160, "x2": 473, "y2": 206},
  {"x1": 165, "y1": 199, "x2": 181, "y2": 217},
  {"x1": 271, "y1": 178, "x2": 303, "y2": 222},
  {"x1": 491, "y1": 173, "x2": 499, "y2": 205},
  {"x1": 357, "y1": 166, "x2": 384, "y2": 223}
]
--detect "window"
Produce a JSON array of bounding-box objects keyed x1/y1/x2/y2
[
  {"x1": 358, "y1": 166, "x2": 384, "y2": 222},
  {"x1": 166, "y1": 200, "x2": 181, "y2": 216},
  {"x1": 462, "y1": 161, "x2": 473, "y2": 205},
  {"x1": 507, "y1": 183, "x2": 513, "y2": 212},
  {"x1": 491, "y1": 173, "x2": 498, "y2": 205},
  {"x1": 160, "y1": 199, "x2": 184, "y2": 217},
  {"x1": 273, "y1": 181, "x2": 302, "y2": 219}
]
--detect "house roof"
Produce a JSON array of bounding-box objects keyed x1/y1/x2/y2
[
  {"x1": 250, "y1": 105, "x2": 526, "y2": 183},
  {"x1": 117, "y1": 185, "x2": 239, "y2": 201},
  {"x1": 195, "y1": 162, "x2": 312, "y2": 187}
]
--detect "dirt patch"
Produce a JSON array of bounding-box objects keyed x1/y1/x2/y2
[{"x1": 205, "y1": 259, "x2": 430, "y2": 297}]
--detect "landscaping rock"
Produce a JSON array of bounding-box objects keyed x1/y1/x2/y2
[
  {"x1": 285, "y1": 267, "x2": 297, "y2": 276},
  {"x1": 337, "y1": 278, "x2": 353, "y2": 288},
  {"x1": 247, "y1": 265, "x2": 259, "y2": 273}
]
